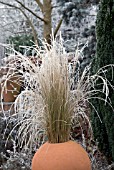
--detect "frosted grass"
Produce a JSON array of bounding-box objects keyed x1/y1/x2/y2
[{"x1": 0, "y1": 37, "x2": 114, "y2": 149}]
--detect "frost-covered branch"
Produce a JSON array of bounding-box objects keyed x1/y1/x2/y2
[
  {"x1": 54, "y1": 18, "x2": 63, "y2": 38},
  {"x1": 15, "y1": 0, "x2": 46, "y2": 23},
  {"x1": 0, "y1": 0, "x2": 46, "y2": 23},
  {"x1": 35, "y1": 0, "x2": 43, "y2": 12},
  {"x1": 19, "y1": 8, "x2": 38, "y2": 46}
]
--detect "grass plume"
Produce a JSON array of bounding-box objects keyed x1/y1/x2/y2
[{"x1": 0, "y1": 37, "x2": 114, "y2": 148}]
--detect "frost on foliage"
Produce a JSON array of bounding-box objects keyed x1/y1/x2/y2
[
  {"x1": 0, "y1": 150, "x2": 31, "y2": 170},
  {"x1": 0, "y1": 37, "x2": 114, "y2": 150}
]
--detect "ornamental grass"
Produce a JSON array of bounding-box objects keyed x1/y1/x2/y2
[{"x1": 0, "y1": 37, "x2": 114, "y2": 148}]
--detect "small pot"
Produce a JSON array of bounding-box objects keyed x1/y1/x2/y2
[
  {"x1": 3, "y1": 80, "x2": 21, "y2": 102},
  {"x1": 32, "y1": 140, "x2": 91, "y2": 170}
]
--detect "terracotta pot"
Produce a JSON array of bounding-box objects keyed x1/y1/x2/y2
[
  {"x1": 32, "y1": 140, "x2": 91, "y2": 170},
  {"x1": 3, "y1": 77, "x2": 21, "y2": 103}
]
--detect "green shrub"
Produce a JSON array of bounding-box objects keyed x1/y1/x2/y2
[
  {"x1": 7, "y1": 34, "x2": 35, "y2": 55},
  {"x1": 91, "y1": 0, "x2": 114, "y2": 162}
]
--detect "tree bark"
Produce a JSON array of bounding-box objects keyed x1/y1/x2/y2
[{"x1": 43, "y1": 0, "x2": 52, "y2": 45}]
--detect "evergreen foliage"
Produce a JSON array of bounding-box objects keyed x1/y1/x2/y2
[
  {"x1": 7, "y1": 34, "x2": 34, "y2": 55},
  {"x1": 57, "y1": 0, "x2": 99, "y2": 25},
  {"x1": 91, "y1": 0, "x2": 114, "y2": 162}
]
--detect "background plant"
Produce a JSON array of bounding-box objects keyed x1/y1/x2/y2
[
  {"x1": 91, "y1": 0, "x2": 114, "y2": 162},
  {"x1": 7, "y1": 34, "x2": 34, "y2": 55}
]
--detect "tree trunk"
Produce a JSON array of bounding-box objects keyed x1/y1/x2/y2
[{"x1": 43, "y1": 0, "x2": 52, "y2": 45}]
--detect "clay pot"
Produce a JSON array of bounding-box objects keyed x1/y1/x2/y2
[
  {"x1": 3, "y1": 76, "x2": 21, "y2": 103},
  {"x1": 32, "y1": 140, "x2": 91, "y2": 170}
]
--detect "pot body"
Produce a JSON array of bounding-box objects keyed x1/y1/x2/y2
[
  {"x1": 32, "y1": 140, "x2": 91, "y2": 170},
  {"x1": 3, "y1": 78, "x2": 21, "y2": 103},
  {"x1": 3, "y1": 82, "x2": 21, "y2": 102}
]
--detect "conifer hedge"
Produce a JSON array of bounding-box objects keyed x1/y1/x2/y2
[{"x1": 91, "y1": 0, "x2": 114, "y2": 162}]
